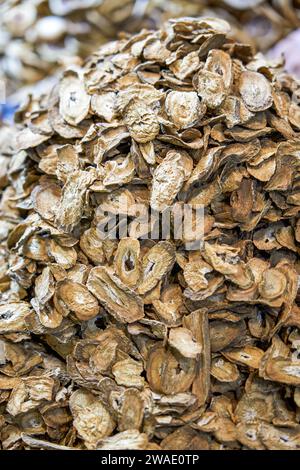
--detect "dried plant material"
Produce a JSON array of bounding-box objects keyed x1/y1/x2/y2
[
  {"x1": 239, "y1": 71, "x2": 273, "y2": 112},
  {"x1": 138, "y1": 242, "x2": 175, "y2": 295},
  {"x1": 165, "y1": 91, "x2": 205, "y2": 129},
  {"x1": 59, "y1": 71, "x2": 90, "y2": 125},
  {"x1": 168, "y1": 327, "x2": 202, "y2": 359},
  {"x1": 87, "y1": 266, "x2": 144, "y2": 323},
  {"x1": 150, "y1": 150, "x2": 192, "y2": 211},
  {"x1": 1, "y1": 14, "x2": 300, "y2": 452},
  {"x1": 197, "y1": 70, "x2": 226, "y2": 109},
  {"x1": 54, "y1": 279, "x2": 100, "y2": 321},
  {"x1": 69, "y1": 389, "x2": 115, "y2": 449},
  {"x1": 147, "y1": 345, "x2": 196, "y2": 395}
]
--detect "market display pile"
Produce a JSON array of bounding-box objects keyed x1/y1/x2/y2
[
  {"x1": 1, "y1": 0, "x2": 300, "y2": 94},
  {"x1": 0, "y1": 16, "x2": 300, "y2": 450}
]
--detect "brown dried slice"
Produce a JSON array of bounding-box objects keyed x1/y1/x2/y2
[
  {"x1": 56, "y1": 144, "x2": 79, "y2": 183},
  {"x1": 184, "y1": 309, "x2": 210, "y2": 407},
  {"x1": 183, "y1": 260, "x2": 213, "y2": 292},
  {"x1": 165, "y1": 91, "x2": 204, "y2": 129},
  {"x1": 152, "y1": 284, "x2": 184, "y2": 326},
  {"x1": 211, "y1": 356, "x2": 240, "y2": 383},
  {"x1": 79, "y1": 227, "x2": 106, "y2": 265},
  {"x1": 103, "y1": 154, "x2": 135, "y2": 187},
  {"x1": 112, "y1": 358, "x2": 145, "y2": 389},
  {"x1": 247, "y1": 157, "x2": 276, "y2": 182},
  {"x1": 169, "y1": 51, "x2": 200, "y2": 81},
  {"x1": 147, "y1": 345, "x2": 196, "y2": 395},
  {"x1": 258, "y1": 423, "x2": 300, "y2": 450},
  {"x1": 114, "y1": 238, "x2": 140, "y2": 288},
  {"x1": 55, "y1": 170, "x2": 95, "y2": 233},
  {"x1": 7, "y1": 377, "x2": 56, "y2": 416},
  {"x1": 0, "y1": 303, "x2": 31, "y2": 334},
  {"x1": 210, "y1": 321, "x2": 245, "y2": 353},
  {"x1": 161, "y1": 426, "x2": 210, "y2": 450},
  {"x1": 124, "y1": 100, "x2": 159, "y2": 143},
  {"x1": 59, "y1": 70, "x2": 90, "y2": 125},
  {"x1": 205, "y1": 49, "x2": 232, "y2": 90},
  {"x1": 54, "y1": 279, "x2": 100, "y2": 321},
  {"x1": 239, "y1": 71, "x2": 273, "y2": 112},
  {"x1": 150, "y1": 150, "x2": 190, "y2": 212},
  {"x1": 196, "y1": 70, "x2": 226, "y2": 109},
  {"x1": 257, "y1": 268, "x2": 287, "y2": 300},
  {"x1": 87, "y1": 266, "x2": 144, "y2": 323},
  {"x1": 261, "y1": 357, "x2": 300, "y2": 386},
  {"x1": 118, "y1": 389, "x2": 144, "y2": 432},
  {"x1": 223, "y1": 346, "x2": 264, "y2": 369},
  {"x1": 202, "y1": 242, "x2": 253, "y2": 289},
  {"x1": 47, "y1": 240, "x2": 77, "y2": 270},
  {"x1": 91, "y1": 92, "x2": 116, "y2": 122},
  {"x1": 221, "y1": 96, "x2": 254, "y2": 128},
  {"x1": 168, "y1": 327, "x2": 202, "y2": 359},
  {"x1": 69, "y1": 389, "x2": 115, "y2": 450},
  {"x1": 138, "y1": 241, "x2": 175, "y2": 295},
  {"x1": 96, "y1": 430, "x2": 149, "y2": 450},
  {"x1": 32, "y1": 183, "x2": 62, "y2": 223}
]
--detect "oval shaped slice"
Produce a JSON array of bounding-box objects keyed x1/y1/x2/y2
[{"x1": 239, "y1": 71, "x2": 273, "y2": 112}]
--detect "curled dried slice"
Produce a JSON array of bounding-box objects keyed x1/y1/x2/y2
[
  {"x1": 54, "y1": 279, "x2": 100, "y2": 321},
  {"x1": 59, "y1": 71, "x2": 90, "y2": 125},
  {"x1": 32, "y1": 183, "x2": 62, "y2": 223},
  {"x1": 124, "y1": 101, "x2": 159, "y2": 143},
  {"x1": 69, "y1": 389, "x2": 115, "y2": 450},
  {"x1": 150, "y1": 150, "x2": 191, "y2": 212},
  {"x1": 97, "y1": 430, "x2": 149, "y2": 450},
  {"x1": 91, "y1": 92, "x2": 116, "y2": 122},
  {"x1": 183, "y1": 260, "x2": 213, "y2": 292},
  {"x1": 223, "y1": 346, "x2": 264, "y2": 369},
  {"x1": 258, "y1": 268, "x2": 287, "y2": 300},
  {"x1": 55, "y1": 170, "x2": 95, "y2": 233},
  {"x1": 103, "y1": 154, "x2": 135, "y2": 187},
  {"x1": 87, "y1": 266, "x2": 144, "y2": 323},
  {"x1": 184, "y1": 309, "x2": 210, "y2": 406},
  {"x1": 239, "y1": 71, "x2": 273, "y2": 112},
  {"x1": 0, "y1": 303, "x2": 31, "y2": 334},
  {"x1": 168, "y1": 327, "x2": 202, "y2": 359},
  {"x1": 7, "y1": 377, "x2": 56, "y2": 416},
  {"x1": 196, "y1": 70, "x2": 226, "y2": 109},
  {"x1": 165, "y1": 91, "x2": 204, "y2": 129},
  {"x1": 211, "y1": 357, "x2": 240, "y2": 383},
  {"x1": 138, "y1": 241, "x2": 175, "y2": 295},
  {"x1": 203, "y1": 243, "x2": 253, "y2": 289},
  {"x1": 146, "y1": 345, "x2": 196, "y2": 395},
  {"x1": 152, "y1": 284, "x2": 184, "y2": 326},
  {"x1": 79, "y1": 227, "x2": 105, "y2": 265},
  {"x1": 112, "y1": 358, "x2": 145, "y2": 389},
  {"x1": 205, "y1": 49, "x2": 232, "y2": 90}
]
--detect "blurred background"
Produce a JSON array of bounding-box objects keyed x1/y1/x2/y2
[{"x1": 1, "y1": 0, "x2": 300, "y2": 121}]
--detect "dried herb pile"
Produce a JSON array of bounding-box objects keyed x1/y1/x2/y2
[
  {"x1": 1, "y1": 16, "x2": 300, "y2": 450},
  {"x1": 1, "y1": 0, "x2": 300, "y2": 93}
]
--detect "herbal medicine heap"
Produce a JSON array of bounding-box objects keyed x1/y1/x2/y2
[
  {"x1": 1, "y1": 17, "x2": 300, "y2": 450},
  {"x1": 1, "y1": 0, "x2": 300, "y2": 94}
]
